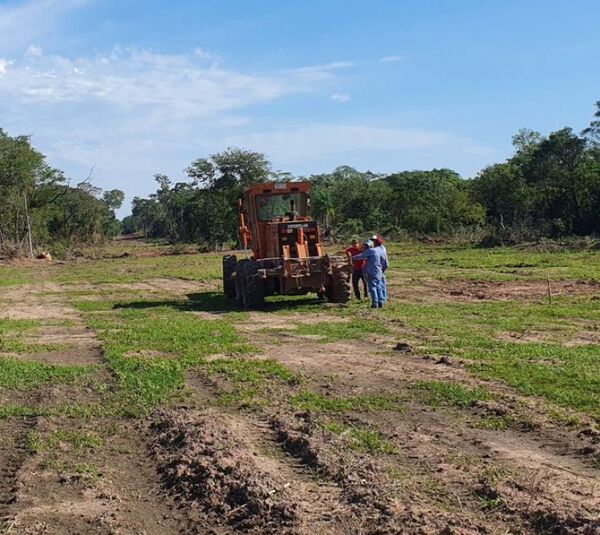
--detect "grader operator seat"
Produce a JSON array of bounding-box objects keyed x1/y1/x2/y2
[{"x1": 222, "y1": 181, "x2": 351, "y2": 309}]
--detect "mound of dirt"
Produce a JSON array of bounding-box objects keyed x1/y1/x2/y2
[{"x1": 150, "y1": 409, "x2": 299, "y2": 533}]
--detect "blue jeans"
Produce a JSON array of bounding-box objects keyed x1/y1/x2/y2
[
  {"x1": 366, "y1": 275, "x2": 385, "y2": 307},
  {"x1": 381, "y1": 273, "x2": 387, "y2": 303}
]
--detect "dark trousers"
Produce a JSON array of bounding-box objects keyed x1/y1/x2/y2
[{"x1": 352, "y1": 270, "x2": 367, "y2": 299}]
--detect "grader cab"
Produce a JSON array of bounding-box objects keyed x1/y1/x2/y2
[{"x1": 222, "y1": 181, "x2": 351, "y2": 308}]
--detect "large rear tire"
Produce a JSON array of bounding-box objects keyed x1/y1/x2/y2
[
  {"x1": 222, "y1": 255, "x2": 237, "y2": 298},
  {"x1": 244, "y1": 272, "x2": 265, "y2": 309},
  {"x1": 326, "y1": 266, "x2": 351, "y2": 303}
]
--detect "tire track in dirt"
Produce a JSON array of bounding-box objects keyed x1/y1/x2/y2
[
  {"x1": 179, "y1": 338, "x2": 513, "y2": 531},
  {"x1": 0, "y1": 411, "x2": 39, "y2": 528},
  {"x1": 182, "y1": 368, "x2": 363, "y2": 531},
  {"x1": 150, "y1": 407, "x2": 362, "y2": 534},
  {"x1": 251, "y1": 318, "x2": 600, "y2": 464},
  {"x1": 0, "y1": 277, "x2": 188, "y2": 533},
  {"x1": 0, "y1": 275, "x2": 98, "y2": 531},
  {"x1": 232, "y1": 311, "x2": 600, "y2": 533}
]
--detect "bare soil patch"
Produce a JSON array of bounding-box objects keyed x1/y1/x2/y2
[
  {"x1": 390, "y1": 278, "x2": 600, "y2": 303},
  {"x1": 102, "y1": 277, "x2": 216, "y2": 295},
  {"x1": 0, "y1": 303, "x2": 77, "y2": 321},
  {"x1": 236, "y1": 311, "x2": 349, "y2": 334},
  {"x1": 9, "y1": 418, "x2": 185, "y2": 534},
  {"x1": 497, "y1": 327, "x2": 600, "y2": 347},
  {"x1": 271, "y1": 411, "x2": 509, "y2": 534}
]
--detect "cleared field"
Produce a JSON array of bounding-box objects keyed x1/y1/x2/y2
[{"x1": 0, "y1": 242, "x2": 598, "y2": 534}]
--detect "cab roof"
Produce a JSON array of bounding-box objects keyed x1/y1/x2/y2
[{"x1": 244, "y1": 181, "x2": 311, "y2": 195}]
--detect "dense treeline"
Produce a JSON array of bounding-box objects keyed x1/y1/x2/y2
[
  {"x1": 472, "y1": 121, "x2": 600, "y2": 241},
  {"x1": 127, "y1": 101, "x2": 600, "y2": 248},
  {"x1": 0, "y1": 129, "x2": 123, "y2": 257},
  {"x1": 128, "y1": 163, "x2": 487, "y2": 248},
  {"x1": 3, "y1": 101, "x2": 600, "y2": 255}
]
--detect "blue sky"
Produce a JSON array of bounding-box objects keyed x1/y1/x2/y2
[{"x1": 1, "y1": 0, "x2": 599, "y2": 214}]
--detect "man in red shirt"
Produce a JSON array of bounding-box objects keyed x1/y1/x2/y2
[{"x1": 345, "y1": 239, "x2": 368, "y2": 300}]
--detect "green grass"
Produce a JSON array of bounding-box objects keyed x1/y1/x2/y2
[
  {"x1": 0, "y1": 265, "x2": 46, "y2": 286},
  {"x1": 58, "y1": 252, "x2": 222, "y2": 285},
  {"x1": 414, "y1": 381, "x2": 493, "y2": 407},
  {"x1": 289, "y1": 390, "x2": 404, "y2": 412},
  {"x1": 39, "y1": 459, "x2": 102, "y2": 483},
  {"x1": 27, "y1": 430, "x2": 103, "y2": 453},
  {"x1": 293, "y1": 318, "x2": 389, "y2": 342},
  {"x1": 6, "y1": 241, "x2": 600, "y2": 425},
  {"x1": 0, "y1": 404, "x2": 46, "y2": 418},
  {"x1": 0, "y1": 318, "x2": 68, "y2": 353},
  {"x1": 260, "y1": 317, "x2": 389, "y2": 342},
  {"x1": 201, "y1": 357, "x2": 302, "y2": 408},
  {"x1": 73, "y1": 463, "x2": 101, "y2": 483},
  {"x1": 385, "y1": 242, "x2": 600, "y2": 282},
  {"x1": 473, "y1": 415, "x2": 512, "y2": 430},
  {"x1": 0, "y1": 357, "x2": 93, "y2": 389},
  {"x1": 77, "y1": 299, "x2": 265, "y2": 413},
  {"x1": 378, "y1": 297, "x2": 600, "y2": 419},
  {"x1": 205, "y1": 357, "x2": 301, "y2": 385},
  {"x1": 321, "y1": 421, "x2": 396, "y2": 454},
  {"x1": 0, "y1": 400, "x2": 145, "y2": 420}
]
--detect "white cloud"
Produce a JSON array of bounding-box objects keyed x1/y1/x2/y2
[
  {"x1": 0, "y1": 47, "x2": 300, "y2": 116},
  {"x1": 0, "y1": 0, "x2": 92, "y2": 54},
  {"x1": 330, "y1": 93, "x2": 351, "y2": 103},
  {"x1": 286, "y1": 61, "x2": 355, "y2": 82},
  {"x1": 0, "y1": 58, "x2": 10, "y2": 74},
  {"x1": 223, "y1": 125, "x2": 491, "y2": 166},
  {"x1": 0, "y1": 46, "x2": 372, "y2": 200},
  {"x1": 290, "y1": 61, "x2": 354, "y2": 73},
  {"x1": 379, "y1": 55, "x2": 403, "y2": 63},
  {"x1": 192, "y1": 47, "x2": 217, "y2": 62},
  {"x1": 26, "y1": 44, "x2": 43, "y2": 57}
]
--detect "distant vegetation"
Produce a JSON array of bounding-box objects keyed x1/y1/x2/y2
[
  {"x1": 2, "y1": 100, "x2": 599, "y2": 256},
  {"x1": 125, "y1": 100, "x2": 600, "y2": 248},
  {"x1": 0, "y1": 129, "x2": 123, "y2": 258}
]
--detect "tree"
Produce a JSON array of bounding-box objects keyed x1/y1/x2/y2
[
  {"x1": 471, "y1": 163, "x2": 529, "y2": 231},
  {"x1": 103, "y1": 189, "x2": 125, "y2": 212},
  {"x1": 582, "y1": 100, "x2": 600, "y2": 145},
  {"x1": 473, "y1": 118, "x2": 600, "y2": 238},
  {"x1": 384, "y1": 169, "x2": 483, "y2": 233},
  {"x1": 186, "y1": 148, "x2": 271, "y2": 191}
]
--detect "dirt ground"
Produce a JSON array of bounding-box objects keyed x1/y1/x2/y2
[
  {"x1": 388, "y1": 276, "x2": 600, "y2": 303},
  {"x1": 0, "y1": 265, "x2": 598, "y2": 534}
]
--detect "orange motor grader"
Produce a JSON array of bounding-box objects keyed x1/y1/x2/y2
[{"x1": 222, "y1": 181, "x2": 351, "y2": 308}]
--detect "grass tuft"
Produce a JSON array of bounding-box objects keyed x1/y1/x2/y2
[
  {"x1": 27, "y1": 430, "x2": 103, "y2": 453},
  {"x1": 414, "y1": 381, "x2": 493, "y2": 407},
  {"x1": 0, "y1": 357, "x2": 93, "y2": 389},
  {"x1": 321, "y1": 421, "x2": 396, "y2": 454},
  {"x1": 205, "y1": 357, "x2": 301, "y2": 385}
]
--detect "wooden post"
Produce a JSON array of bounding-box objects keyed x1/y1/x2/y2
[{"x1": 546, "y1": 274, "x2": 552, "y2": 305}]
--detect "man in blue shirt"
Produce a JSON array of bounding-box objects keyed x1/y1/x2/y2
[
  {"x1": 352, "y1": 240, "x2": 388, "y2": 308},
  {"x1": 371, "y1": 235, "x2": 388, "y2": 304}
]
